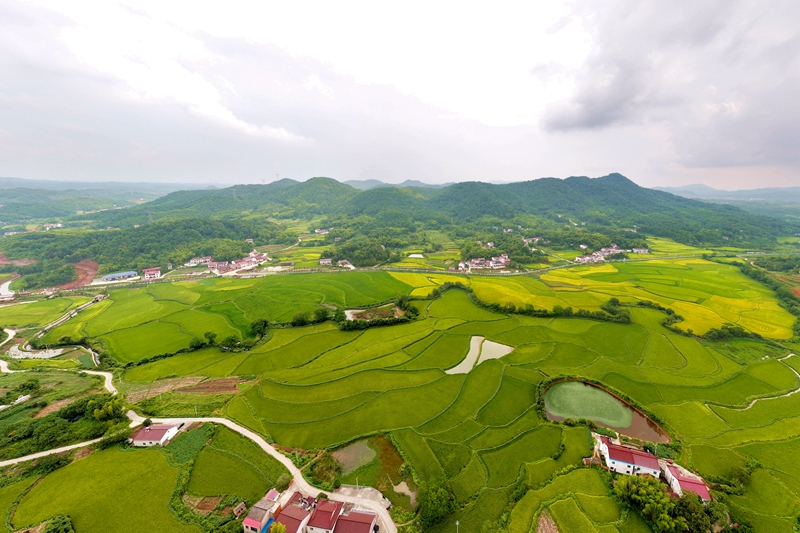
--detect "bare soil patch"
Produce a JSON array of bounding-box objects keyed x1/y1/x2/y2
[
  {"x1": 127, "y1": 376, "x2": 205, "y2": 403},
  {"x1": 184, "y1": 495, "x2": 222, "y2": 516},
  {"x1": 177, "y1": 378, "x2": 239, "y2": 395},
  {"x1": 348, "y1": 304, "x2": 404, "y2": 321},
  {"x1": 535, "y1": 509, "x2": 560, "y2": 533},
  {"x1": 73, "y1": 447, "x2": 94, "y2": 461},
  {"x1": 0, "y1": 253, "x2": 36, "y2": 267},
  {"x1": 54, "y1": 259, "x2": 98, "y2": 290},
  {"x1": 33, "y1": 397, "x2": 76, "y2": 418}
]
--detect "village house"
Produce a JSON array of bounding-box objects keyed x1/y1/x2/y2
[
  {"x1": 246, "y1": 238, "x2": 254, "y2": 243},
  {"x1": 319, "y1": 258, "x2": 333, "y2": 266},
  {"x1": 579, "y1": 244, "x2": 588, "y2": 250},
  {"x1": 632, "y1": 248, "x2": 649, "y2": 254},
  {"x1": 43, "y1": 223, "x2": 63, "y2": 230},
  {"x1": 129, "y1": 425, "x2": 178, "y2": 447},
  {"x1": 186, "y1": 256, "x2": 212, "y2": 267},
  {"x1": 307, "y1": 500, "x2": 343, "y2": 533},
  {"x1": 243, "y1": 489, "x2": 281, "y2": 533},
  {"x1": 273, "y1": 493, "x2": 313, "y2": 533},
  {"x1": 337, "y1": 259, "x2": 352, "y2": 267},
  {"x1": 332, "y1": 510, "x2": 377, "y2": 533},
  {"x1": 597, "y1": 436, "x2": 660, "y2": 477},
  {"x1": 315, "y1": 228, "x2": 330, "y2": 235},
  {"x1": 142, "y1": 267, "x2": 161, "y2": 280},
  {"x1": 101, "y1": 271, "x2": 138, "y2": 282},
  {"x1": 663, "y1": 464, "x2": 711, "y2": 501}
]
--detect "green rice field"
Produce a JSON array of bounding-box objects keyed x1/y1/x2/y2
[{"x1": 1, "y1": 256, "x2": 799, "y2": 532}]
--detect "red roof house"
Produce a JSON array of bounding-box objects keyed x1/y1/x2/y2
[
  {"x1": 665, "y1": 465, "x2": 711, "y2": 501},
  {"x1": 332, "y1": 511, "x2": 377, "y2": 533},
  {"x1": 129, "y1": 425, "x2": 177, "y2": 447},
  {"x1": 307, "y1": 500, "x2": 343, "y2": 533},
  {"x1": 598, "y1": 436, "x2": 660, "y2": 477},
  {"x1": 274, "y1": 504, "x2": 311, "y2": 533}
]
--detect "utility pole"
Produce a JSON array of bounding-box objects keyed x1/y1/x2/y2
[{"x1": 456, "y1": 521, "x2": 460, "y2": 533}]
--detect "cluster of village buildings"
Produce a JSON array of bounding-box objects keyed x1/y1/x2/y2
[
  {"x1": 185, "y1": 249, "x2": 270, "y2": 274},
  {"x1": 457, "y1": 253, "x2": 511, "y2": 271},
  {"x1": 595, "y1": 434, "x2": 711, "y2": 501},
  {"x1": 575, "y1": 244, "x2": 649, "y2": 264},
  {"x1": 128, "y1": 425, "x2": 379, "y2": 533}
]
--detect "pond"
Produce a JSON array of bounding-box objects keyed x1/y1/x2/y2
[{"x1": 544, "y1": 381, "x2": 669, "y2": 443}]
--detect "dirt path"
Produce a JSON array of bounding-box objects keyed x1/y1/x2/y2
[
  {"x1": 54, "y1": 260, "x2": 98, "y2": 290},
  {"x1": 0, "y1": 329, "x2": 14, "y2": 350},
  {"x1": 0, "y1": 253, "x2": 36, "y2": 266},
  {"x1": 0, "y1": 277, "x2": 17, "y2": 299}
]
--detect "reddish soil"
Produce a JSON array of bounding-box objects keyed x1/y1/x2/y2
[
  {"x1": 34, "y1": 397, "x2": 76, "y2": 418},
  {"x1": 177, "y1": 378, "x2": 239, "y2": 395},
  {"x1": 535, "y1": 510, "x2": 560, "y2": 533},
  {"x1": 126, "y1": 376, "x2": 205, "y2": 403},
  {"x1": 184, "y1": 495, "x2": 222, "y2": 516},
  {"x1": 793, "y1": 288, "x2": 800, "y2": 297},
  {"x1": 53, "y1": 259, "x2": 99, "y2": 290},
  {"x1": 73, "y1": 447, "x2": 95, "y2": 461},
  {"x1": 0, "y1": 253, "x2": 36, "y2": 267}
]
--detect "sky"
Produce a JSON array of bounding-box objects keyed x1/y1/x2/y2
[{"x1": 1, "y1": 1, "x2": 799, "y2": 189}]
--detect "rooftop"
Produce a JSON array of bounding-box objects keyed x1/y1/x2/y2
[
  {"x1": 275, "y1": 504, "x2": 311, "y2": 533},
  {"x1": 131, "y1": 425, "x2": 174, "y2": 442},
  {"x1": 601, "y1": 437, "x2": 660, "y2": 471},
  {"x1": 308, "y1": 500, "x2": 343, "y2": 530},
  {"x1": 333, "y1": 511, "x2": 376, "y2": 533}
]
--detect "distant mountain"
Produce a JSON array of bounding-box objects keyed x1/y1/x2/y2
[
  {"x1": 656, "y1": 184, "x2": 800, "y2": 203},
  {"x1": 0, "y1": 177, "x2": 199, "y2": 195},
  {"x1": 342, "y1": 179, "x2": 452, "y2": 190},
  {"x1": 73, "y1": 173, "x2": 797, "y2": 247}
]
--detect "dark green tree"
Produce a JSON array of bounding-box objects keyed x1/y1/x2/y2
[{"x1": 417, "y1": 477, "x2": 456, "y2": 527}]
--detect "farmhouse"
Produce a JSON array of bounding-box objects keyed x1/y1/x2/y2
[
  {"x1": 142, "y1": 267, "x2": 161, "y2": 280},
  {"x1": 632, "y1": 248, "x2": 649, "y2": 254},
  {"x1": 102, "y1": 271, "x2": 138, "y2": 282},
  {"x1": 274, "y1": 502, "x2": 311, "y2": 533},
  {"x1": 307, "y1": 500, "x2": 343, "y2": 533},
  {"x1": 319, "y1": 258, "x2": 332, "y2": 266},
  {"x1": 332, "y1": 510, "x2": 377, "y2": 533},
  {"x1": 129, "y1": 425, "x2": 177, "y2": 447},
  {"x1": 598, "y1": 437, "x2": 660, "y2": 477},
  {"x1": 663, "y1": 464, "x2": 711, "y2": 501},
  {"x1": 243, "y1": 489, "x2": 281, "y2": 533},
  {"x1": 186, "y1": 256, "x2": 212, "y2": 267}
]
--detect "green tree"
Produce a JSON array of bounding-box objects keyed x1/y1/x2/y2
[
  {"x1": 313, "y1": 308, "x2": 329, "y2": 323},
  {"x1": 219, "y1": 335, "x2": 239, "y2": 349},
  {"x1": 271, "y1": 523, "x2": 287, "y2": 533},
  {"x1": 189, "y1": 337, "x2": 205, "y2": 350},
  {"x1": 250, "y1": 318, "x2": 268, "y2": 337},
  {"x1": 675, "y1": 493, "x2": 712, "y2": 533},
  {"x1": 204, "y1": 331, "x2": 217, "y2": 345},
  {"x1": 614, "y1": 475, "x2": 686, "y2": 532},
  {"x1": 292, "y1": 312, "x2": 310, "y2": 327},
  {"x1": 417, "y1": 477, "x2": 456, "y2": 527}
]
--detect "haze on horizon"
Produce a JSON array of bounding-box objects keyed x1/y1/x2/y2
[{"x1": 1, "y1": 1, "x2": 799, "y2": 190}]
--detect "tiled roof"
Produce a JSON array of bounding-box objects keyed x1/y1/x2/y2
[
  {"x1": 308, "y1": 500, "x2": 343, "y2": 530},
  {"x1": 668, "y1": 466, "x2": 711, "y2": 500},
  {"x1": 131, "y1": 425, "x2": 173, "y2": 442},
  {"x1": 603, "y1": 439, "x2": 660, "y2": 470},
  {"x1": 333, "y1": 512, "x2": 376, "y2": 533},
  {"x1": 275, "y1": 504, "x2": 311, "y2": 533}
]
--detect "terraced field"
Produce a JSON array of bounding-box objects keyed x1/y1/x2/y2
[{"x1": 2, "y1": 257, "x2": 799, "y2": 532}]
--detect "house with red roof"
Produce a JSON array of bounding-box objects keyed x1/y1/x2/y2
[
  {"x1": 129, "y1": 425, "x2": 177, "y2": 447},
  {"x1": 664, "y1": 464, "x2": 711, "y2": 501},
  {"x1": 332, "y1": 511, "x2": 377, "y2": 533},
  {"x1": 598, "y1": 436, "x2": 660, "y2": 477},
  {"x1": 142, "y1": 267, "x2": 161, "y2": 280},
  {"x1": 307, "y1": 500, "x2": 343, "y2": 533},
  {"x1": 274, "y1": 504, "x2": 311, "y2": 533}
]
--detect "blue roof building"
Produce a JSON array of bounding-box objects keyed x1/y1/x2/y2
[{"x1": 102, "y1": 271, "x2": 138, "y2": 281}]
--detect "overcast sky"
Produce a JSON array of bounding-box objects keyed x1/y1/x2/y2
[{"x1": 1, "y1": 1, "x2": 799, "y2": 189}]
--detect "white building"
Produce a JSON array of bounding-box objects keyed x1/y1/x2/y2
[
  {"x1": 597, "y1": 436, "x2": 660, "y2": 477},
  {"x1": 663, "y1": 464, "x2": 711, "y2": 501}
]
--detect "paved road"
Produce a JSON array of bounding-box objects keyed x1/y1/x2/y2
[
  {"x1": 0, "y1": 438, "x2": 103, "y2": 468},
  {"x1": 83, "y1": 370, "x2": 117, "y2": 395},
  {"x1": 0, "y1": 278, "x2": 15, "y2": 298},
  {"x1": 0, "y1": 329, "x2": 14, "y2": 350}
]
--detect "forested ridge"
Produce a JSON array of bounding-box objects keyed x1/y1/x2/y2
[{"x1": 2, "y1": 174, "x2": 798, "y2": 287}]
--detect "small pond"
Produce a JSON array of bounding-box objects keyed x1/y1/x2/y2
[{"x1": 544, "y1": 381, "x2": 669, "y2": 443}]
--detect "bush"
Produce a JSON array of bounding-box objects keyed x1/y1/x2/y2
[
  {"x1": 417, "y1": 478, "x2": 456, "y2": 527},
  {"x1": 44, "y1": 515, "x2": 75, "y2": 533}
]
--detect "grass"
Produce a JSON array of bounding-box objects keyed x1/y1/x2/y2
[
  {"x1": 12, "y1": 448, "x2": 199, "y2": 533},
  {"x1": 0, "y1": 297, "x2": 90, "y2": 329},
  {"x1": 188, "y1": 425, "x2": 288, "y2": 502}
]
